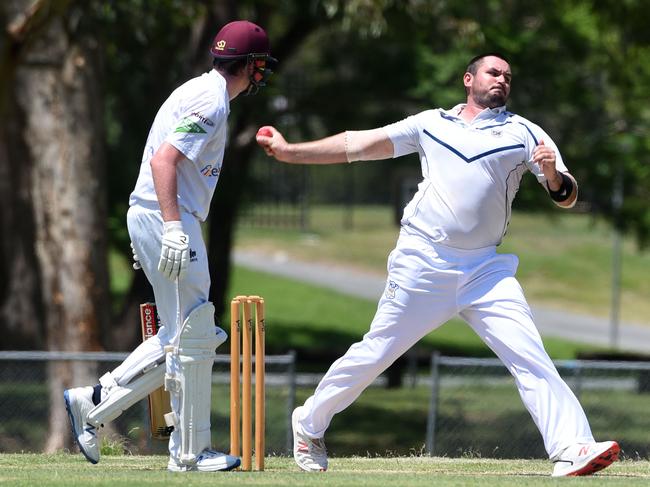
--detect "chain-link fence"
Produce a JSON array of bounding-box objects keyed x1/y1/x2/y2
[
  {"x1": 0, "y1": 351, "x2": 296, "y2": 456},
  {"x1": 425, "y1": 354, "x2": 650, "y2": 459},
  {"x1": 2, "y1": 351, "x2": 649, "y2": 459}
]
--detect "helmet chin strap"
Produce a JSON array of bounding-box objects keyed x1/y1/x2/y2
[{"x1": 244, "y1": 79, "x2": 260, "y2": 96}]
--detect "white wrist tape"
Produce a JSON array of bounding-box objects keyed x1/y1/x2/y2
[
  {"x1": 344, "y1": 129, "x2": 388, "y2": 163},
  {"x1": 344, "y1": 131, "x2": 360, "y2": 163}
]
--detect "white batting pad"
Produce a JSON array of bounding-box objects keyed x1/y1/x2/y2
[
  {"x1": 164, "y1": 301, "x2": 226, "y2": 464},
  {"x1": 86, "y1": 362, "x2": 165, "y2": 427}
]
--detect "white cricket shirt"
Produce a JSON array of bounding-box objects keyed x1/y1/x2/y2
[
  {"x1": 129, "y1": 69, "x2": 230, "y2": 221},
  {"x1": 383, "y1": 104, "x2": 569, "y2": 250}
]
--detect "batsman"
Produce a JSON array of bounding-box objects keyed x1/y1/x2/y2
[{"x1": 63, "y1": 20, "x2": 277, "y2": 472}]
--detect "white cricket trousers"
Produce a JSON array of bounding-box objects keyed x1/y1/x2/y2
[
  {"x1": 109, "y1": 205, "x2": 211, "y2": 459},
  {"x1": 298, "y1": 229, "x2": 594, "y2": 458}
]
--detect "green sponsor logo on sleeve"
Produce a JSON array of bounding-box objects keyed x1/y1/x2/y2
[{"x1": 174, "y1": 117, "x2": 207, "y2": 134}]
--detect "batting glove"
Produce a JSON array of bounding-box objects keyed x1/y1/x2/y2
[
  {"x1": 158, "y1": 221, "x2": 189, "y2": 281},
  {"x1": 130, "y1": 242, "x2": 142, "y2": 270}
]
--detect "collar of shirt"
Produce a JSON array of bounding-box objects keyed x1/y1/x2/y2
[
  {"x1": 447, "y1": 103, "x2": 507, "y2": 122},
  {"x1": 208, "y1": 69, "x2": 231, "y2": 114}
]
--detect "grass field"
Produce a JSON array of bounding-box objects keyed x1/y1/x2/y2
[
  {"x1": 235, "y1": 206, "x2": 650, "y2": 325},
  {"x1": 0, "y1": 454, "x2": 648, "y2": 486}
]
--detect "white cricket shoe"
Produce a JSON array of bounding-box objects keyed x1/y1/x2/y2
[
  {"x1": 64, "y1": 387, "x2": 100, "y2": 464},
  {"x1": 167, "y1": 449, "x2": 241, "y2": 472},
  {"x1": 292, "y1": 406, "x2": 328, "y2": 472},
  {"x1": 551, "y1": 440, "x2": 620, "y2": 477}
]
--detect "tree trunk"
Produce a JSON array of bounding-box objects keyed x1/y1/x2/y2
[
  {"x1": 6, "y1": 2, "x2": 109, "y2": 452},
  {"x1": 0, "y1": 91, "x2": 45, "y2": 350},
  {"x1": 0, "y1": 2, "x2": 73, "y2": 351}
]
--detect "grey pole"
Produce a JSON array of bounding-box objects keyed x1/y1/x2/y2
[
  {"x1": 286, "y1": 350, "x2": 297, "y2": 454},
  {"x1": 425, "y1": 351, "x2": 441, "y2": 456},
  {"x1": 609, "y1": 164, "x2": 624, "y2": 349}
]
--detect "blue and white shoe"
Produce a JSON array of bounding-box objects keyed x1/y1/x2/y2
[
  {"x1": 64, "y1": 387, "x2": 100, "y2": 464},
  {"x1": 167, "y1": 449, "x2": 241, "y2": 472}
]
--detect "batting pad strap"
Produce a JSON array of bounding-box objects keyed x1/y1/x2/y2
[
  {"x1": 164, "y1": 411, "x2": 178, "y2": 428},
  {"x1": 98, "y1": 372, "x2": 118, "y2": 391}
]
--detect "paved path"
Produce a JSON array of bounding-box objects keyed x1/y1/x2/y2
[{"x1": 234, "y1": 249, "x2": 650, "y2": 355}]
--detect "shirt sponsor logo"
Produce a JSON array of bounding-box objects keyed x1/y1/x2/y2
[
  {"x1": 491, "y1": 129, "x2": 503, "y2": 137},
  {"x1": 174, "y1": 117, "x2": 206, "y2": 134},
  {"x1": 201, "y1": 164, "x2": 221, "y2": 177},
  {"x1": 191, "y1": 111, "x2": 214, "y2": 127}
]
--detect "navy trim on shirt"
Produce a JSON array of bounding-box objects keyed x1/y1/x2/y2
[
  {"x1": 517, "y1": 122, "x2": 538, "y2": 145},
  {"x1": 422, "y1": 129, "x2": 525, "y2": 163},
  {"x1": 477, "y1": 121, "x2": 513, "y2": 130}
]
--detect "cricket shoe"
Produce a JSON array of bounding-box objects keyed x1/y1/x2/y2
[
  {"x1": 292, "y1": 406, "x2": 328, "y2": 472},
  {"x1": 64, "y1": 387, "x2": 100, "y2": 464},
  {"x1": 551, "y1": 440, "x2": 620, "y2": 477},
  {"x1": 167, "y1": 449, "x2": 241, "y2": 472}
]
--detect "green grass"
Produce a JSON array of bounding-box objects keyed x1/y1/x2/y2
[
  {"x1": 235, "y1": 205, "x2": 650, "y2": 325},
  {"x1": 0, "y1": 454, "x2": 647, "y2": 486}
]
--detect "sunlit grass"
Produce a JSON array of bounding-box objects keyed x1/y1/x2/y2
[{"x1": 0, "y1": 453, "x2": 646, "y2": 486}]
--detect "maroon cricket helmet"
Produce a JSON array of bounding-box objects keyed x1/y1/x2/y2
[
  {"x1": 210, "y1": 20, "x2": 271, "y2": 59},
  {"x1": 210, "y1": 20, "x2": 278, "y2": 95}
]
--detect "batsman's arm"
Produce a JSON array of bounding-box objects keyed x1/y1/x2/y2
[
  {"x1": 150, "y1": 142, "x2": 187, "y2": 222},
  {"x1": 256, "y1": 126, "x2": 393, "y2": 164}
]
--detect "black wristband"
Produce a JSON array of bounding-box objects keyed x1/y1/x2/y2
[{"x1": 547, "y1": 172, "x2": 574, "y2": 202}]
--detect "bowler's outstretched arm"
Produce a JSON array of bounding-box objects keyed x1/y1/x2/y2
[{"x1": 256, "y1": 126, "x2": 394, "y2": 164}]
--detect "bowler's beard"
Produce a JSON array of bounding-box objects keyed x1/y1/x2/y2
[{"x1": 473, "y1": 89, "x2": 508, "y2": 109}]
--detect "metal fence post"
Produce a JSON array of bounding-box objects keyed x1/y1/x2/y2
[
  {"x1": 425, "y1": 351, "x2": 441, "y2": 456},
  {"x1": 407, "y1": 348, "x2": 418, "y2": 388},
  {"x1": 574, "y1": 360, "x2": 583, "y2": 400},
  {"x1": 286, "y1": 350, "x2": 297, "y2": 454}
]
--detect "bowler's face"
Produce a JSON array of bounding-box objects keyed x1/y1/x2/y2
[{"x1": 466, "y1": 56, "x2": 512, "y2": 108}]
